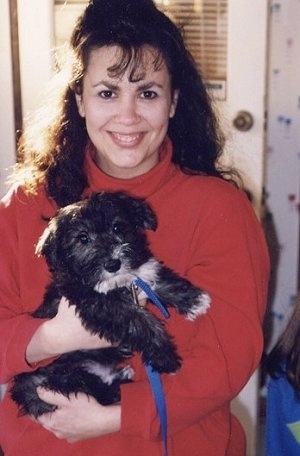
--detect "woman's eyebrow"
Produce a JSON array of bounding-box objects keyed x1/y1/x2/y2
[
  {"x1": 91, "y1": 80, "x2": 119, "y2": 90},
  {"x1": 91, "y1": 80, "x2": 164, "y2": 90},
  {"x1": 137, "y1": 81, "x2": 163, "y2": 90}
]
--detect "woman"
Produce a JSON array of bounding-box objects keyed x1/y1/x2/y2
[
  {"x1": 266, "y1": 294, "x2": 300, "y2": 455},
  {"x1": 0, "y1": 1, "x2": 270, "y2": 455}
]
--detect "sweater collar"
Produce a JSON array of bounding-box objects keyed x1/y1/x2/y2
[{"x1": 83, "y1": 137, "x2": 177, "y2": 199}]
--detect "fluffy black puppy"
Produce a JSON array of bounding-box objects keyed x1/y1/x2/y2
[{"x1": 11, "y1": 191, "x2": 210, "y2": 417}]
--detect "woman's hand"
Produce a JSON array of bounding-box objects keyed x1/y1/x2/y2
[
  {"x1": 26, "y1": 297, "x2": 112, "y2": 364},
  {"x1": 36, "y1": 387, "x2": 121, "y2": 442}
]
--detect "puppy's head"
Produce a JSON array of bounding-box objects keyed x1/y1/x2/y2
[{"x1": 36, "y1": 192, "x2": 157, "y2": 286}]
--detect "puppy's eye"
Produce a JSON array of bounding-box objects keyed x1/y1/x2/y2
[
  {"x1": 112, "y1": 221, "x2": 127, "y2": 234},
  {"x1": 78, "y1": 231, "x2": 91, "y2": 244}
]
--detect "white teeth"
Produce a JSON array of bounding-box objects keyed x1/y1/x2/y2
[{"x1": 113, "y1": 133, "x2": 140, "y2": 143}]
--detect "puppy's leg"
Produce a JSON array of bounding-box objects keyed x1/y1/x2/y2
[
  {"x1": 11, "y1": 371, "x2": 58, "y2": 417},
  {"x1": 66, "y1": 287, "x2": 181, "y2": 373},
  {"x1": 12, "y1": 367, "x2": 124, "y2": 417},
  {"x1": 32, "y1": 283, "x2": 61, "y2": 319},
  {"x1": 11, "y1": 348, "x2": 134, "y2": 417},
  {"x1": 121, "y1": 308, "x2": 181, "y2": 373},
  {"x1": 153, "y1": 266, "x2": 211, "y2": 320}
]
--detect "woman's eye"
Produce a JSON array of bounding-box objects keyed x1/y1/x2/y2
[
  {"x1": 99, "y1": 90, "x2": 115, "y2": 99},
  {"x1": 78, "y1": 231, "x2": 91, "y2": 244},
  {"x1": 141, "y1": 90, "x2": 157, "y2": 99}
]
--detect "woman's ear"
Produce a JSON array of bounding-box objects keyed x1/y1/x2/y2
[
  {"x1": 75, "y1": 93, "x2": 85, "y2": 118},
  {"x1": 169, "y1": 89, "x2": 179, "y2": 118}
]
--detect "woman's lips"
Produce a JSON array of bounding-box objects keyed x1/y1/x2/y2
[{"x1": 110, "y1": 132, "x2": 144, "y2": 147}]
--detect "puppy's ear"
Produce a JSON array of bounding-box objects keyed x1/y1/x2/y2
[
  {"x1": 131, "y1": 199, "x2": 158, "y2": 231},
  {"x1": 35, "y1": 219, "x2": 58, "y2": 267}
]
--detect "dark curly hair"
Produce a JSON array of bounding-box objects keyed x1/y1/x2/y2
[{"x1": 14, "y1": 0, "x2": 235, "y2": 207}]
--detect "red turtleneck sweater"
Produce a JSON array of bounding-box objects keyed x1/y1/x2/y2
[{"x1": 0, "y1": 139, "x2": 269, "y2": 455}]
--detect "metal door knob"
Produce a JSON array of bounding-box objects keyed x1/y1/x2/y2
[{"x1": 233, "y1": 111, "x2": 254, "y2": 131}]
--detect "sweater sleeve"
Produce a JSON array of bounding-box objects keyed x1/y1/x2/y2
[
  {"x1": 120, "y1": 182, "x2": 270, "y2": 440},
  {"x1": 0, "y1": 188, "x2": 54, "y2": 382}
]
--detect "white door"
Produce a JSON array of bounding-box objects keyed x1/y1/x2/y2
[
  {"x1": 16, "y1": 1, "x2": 269, "y2": 455},
  {"x1": 224, "y1": 2, "x2": 268, "y2": 456},
  {"x1": 221, "y1": 1, "x2": 269, "y2": 217}
]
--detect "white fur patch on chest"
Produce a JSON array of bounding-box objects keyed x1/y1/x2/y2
[{"x1": 93, "y1": 257, "x2": 160, "y2": 294}]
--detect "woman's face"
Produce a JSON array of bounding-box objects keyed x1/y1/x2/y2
[{"x1": 75, "y1": 45, "x2": 179, "y2": 179}]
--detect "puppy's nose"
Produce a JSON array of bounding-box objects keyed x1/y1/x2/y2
[{"x1": 104, "y1": 259, "x2": 121, "y2": 273}]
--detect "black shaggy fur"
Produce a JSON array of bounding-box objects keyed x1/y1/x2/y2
[{"x1": 11, "y1": 191, "x2": 210, "y2": 417}]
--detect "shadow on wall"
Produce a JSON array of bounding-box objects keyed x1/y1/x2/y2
[
  {"x1": 260, "y1": 188, "x2": 280, "y2": 385},
  {"x1": 244, "y1": 187, "x2": 280, "y2": 387}
]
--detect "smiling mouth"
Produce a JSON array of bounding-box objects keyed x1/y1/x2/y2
[{"x1": 110, "y1": 132, "x2": 143, "y2": 146}]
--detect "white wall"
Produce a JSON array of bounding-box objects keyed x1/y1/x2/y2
[
  {"x1": 264, "y1": 0, "x2": 300, "y2": 350},
  {"x1": 17, "y1": 0, "x2": 54, "y2": 118}
]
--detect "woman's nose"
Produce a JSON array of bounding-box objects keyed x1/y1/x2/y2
[{"x1": 115, "y1": 96, "x2": 140, "y2": 125}]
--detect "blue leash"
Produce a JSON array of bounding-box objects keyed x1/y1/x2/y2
[
  {"x1": 134, "y1": 276, "x2": 170, "y2": 319},
  {"x1": 134, "y1": 276, "x2": 170, "y2": 456},
  {"x1": 145, "y1": 363, "x2": 168, "y2": 456}
]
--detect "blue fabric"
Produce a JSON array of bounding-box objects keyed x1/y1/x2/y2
[{"x1": 266, "y1": 373, "x2": 300, "y2": 455}]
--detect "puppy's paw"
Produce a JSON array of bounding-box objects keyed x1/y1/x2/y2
[
  {"x1": 30, "y1": 401, "x2": 58, "y2": 418},
  {"x1": 185, "y1": 291, "x2": 211, "y2": 321},
  {"x1": 150, "y1": 356, "x2": 181, "y2": 374},
  {"x1": 118, "y1": 365, "x2": 134, "y2": 381},
  {"x1": 18, "y1": 396, "x2": 57, "y2": 418},
  {"x1": 143, "y1": 348, "x2": 181, "y2": 374}
]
